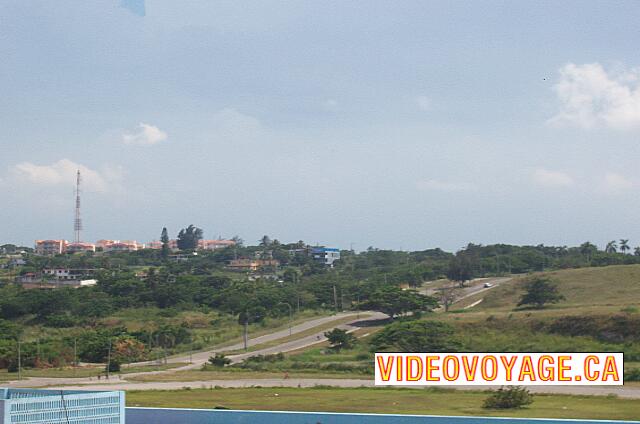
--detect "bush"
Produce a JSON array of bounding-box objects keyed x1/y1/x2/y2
[
  {"x1": 483, "y1": 386, "x2": 533, "y2": 409},
  {"x1": 625, "y1": 368, "x2": 640, "y2": 382},
  {"x1": 208, "y1": 353, "x2": 231, "y2": 367},
  {"x1": 106, "y1": 360, "x2": 121, "y2": 373},
  {"x1": 244, "y1": 353, "x2": 285, "y2": 363}
]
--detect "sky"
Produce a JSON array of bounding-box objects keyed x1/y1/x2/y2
[{"x1": 1, "y1": 1, "x2": 640, "y2": 252}]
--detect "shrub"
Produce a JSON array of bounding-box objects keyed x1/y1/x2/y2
[
  {"x1": 483, "y1": 386, "x2": 533, "y2": 409},
  {"x1": 208, "y1": 353, "x2": 231, "y2": 367},
  {"x1": 625, "y1": 368, "x2": 640, "y2": 382},
  {"x1": 244, "y1": 353, "x2": 285, "y2": 363},
  {"x1": 106, "y1": 360, "x2": 121, "y2": 373}
]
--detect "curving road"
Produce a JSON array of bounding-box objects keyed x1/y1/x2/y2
[{"x1": 5, "y1": 311, "x2": 388, "y2": 389}]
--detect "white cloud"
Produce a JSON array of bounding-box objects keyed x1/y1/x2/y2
[
  {"x1": 417, "y1": 179, "x2": 474, "y2": 192},
  {"x1": 549, "y1": 63, "x2": 640, "y2": 130},
  {"x1": 8, "y1": 159, "x2": 117, "y2": 192},
  {"x1": 416, "y1": 96, "x2": 431, "y2": 111},
  {"x1": 597, "y1": 172, "x2": 634, "y2": 195},
  {"x1": 532, "y1": 168, "x2": 574, "y2": 188},
  {"x1": 122, "y1": 122, "x2": 168, "y2": 145}
]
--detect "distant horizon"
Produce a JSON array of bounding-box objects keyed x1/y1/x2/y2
[{"x1": 5, "y1": 232, "x2": 634, "y2": 253}]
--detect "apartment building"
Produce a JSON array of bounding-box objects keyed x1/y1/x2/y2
[{"x1": 34, "y1": 240, "x2": 67, "y2": 255}]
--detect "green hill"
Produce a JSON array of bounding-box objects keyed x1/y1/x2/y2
[{"x1": 476, "y1": 264, "x2": 640, "y2": 313}]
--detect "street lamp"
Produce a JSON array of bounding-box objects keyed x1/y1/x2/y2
[{"x1": 279, "y1": 302, "x2": 293, "y2": 336}]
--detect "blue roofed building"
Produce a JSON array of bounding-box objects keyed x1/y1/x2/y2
[
  {"x1": 0, "y1": 388, "x2": 125, "y2": 424},
  {"x1": 311, "y1": 247, "x2": 341, "y2": 267}
]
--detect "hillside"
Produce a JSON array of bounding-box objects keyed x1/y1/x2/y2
[{"x1": 473, "y1": 264, "x2": 640, "y2": 313}]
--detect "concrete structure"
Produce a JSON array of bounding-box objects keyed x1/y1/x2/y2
[
  {"x1": 227, "y1": 258, "x2": 279, "y2": 272},
  {"x1": 312, "y1": 247, "x2": 341, "y2": 267},
  {"x1": 144, "y1": 241, "x2": 163, "y2": 249},
  {"x1": 0, "y1": 388, "x2": 124, "y2": 424},
  {"x1": 126, "y1": 408, "x2": 640, "y2": 424},
  {"x1": 43, "y1": 268, "x2": 94, "y2": 281},
  {"x1": 65, "y1": 242, "x2": 96, "y2": 254},
  {"x1": 97, "y1": 240, "x2": 142, "y2": 252},
  {"x1": 34, "y1": 240, "x2": 67, "y2": 255},
  {"x1": 145, "y1": 239, "x2": 236, "y2": 251},
  {"x1": 198, "y1": 239, "x2": 236, "y2": 250}
]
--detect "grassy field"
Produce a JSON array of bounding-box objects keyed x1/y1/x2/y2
[
  {"x1": 474, "y1": 264, "x2": 640, "y2": 312},
  {"x1": 125, "y1": 387, "x2": 640, "y2": 420}
]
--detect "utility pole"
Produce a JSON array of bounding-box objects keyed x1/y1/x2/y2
[
  {"x1": 106, "y1": 339, "x2": 112, "y2": 380},
  {"x1": 333, "y1": 285, "x2": 338, "y2": 314},
  {"x1": 243, "y1": 319, "x2": 249, "y2": 351},
  {"x1": 73, "y1": 338, "x2": 78, "y2": 377},
  {"x1": 17, "y1": 339, "x2": 21, "y2": 381},
  {"x1": 279, "y1": 303, "x2": 293, "y2": 336}
]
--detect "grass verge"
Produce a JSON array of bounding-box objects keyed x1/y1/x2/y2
[{"x1": 125, "y1": 387, "x2": 640, "y2": 420}]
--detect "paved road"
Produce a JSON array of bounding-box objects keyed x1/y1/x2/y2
[
  {"x1": 31, "y1": 378, "x2": 640, "y2": 399},
  {"x1": 422, "y1": 277, "x2": 513, "y2": 309},
  {"x1": 5, "y1": 311, "x2": 388, "y2": 388}
]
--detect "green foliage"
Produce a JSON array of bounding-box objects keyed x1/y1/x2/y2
[
  {"x1": 324, "y1": 328, "x2": 357, "y2": 352},
  {"x1": 517, "y1": 277, "x2": 565, "y2": 309},
  {"x1": 447, "y1": 252, "x2": 474, "y2": 286},
  {"x1": 106, "y1": 360, "x2": 121, "y2": 373},
  {"x1": 625, "y1": 368, "x2": 640, "y2": 381},
  {"x1": 208, "y1": 353, "x2": 231, "y2": 367},
  {"x1": 360, "y1": 286, "x2": 438, "y2": 318},
  {"x1": 483, "y1": 386, "x2": 533, "y2": 409},
  {"x1": 546, "y1": 314, "x2": 640, "y2": 343},
  {"x1": 177, "y1": 224, "x2": 203, "y2": 250},
  {"x1": 370, "y1": 321, "x2": 463, "y2": 353},
  {"x1": 160, "y1": 227, "x2": 170, "y2": 259}
]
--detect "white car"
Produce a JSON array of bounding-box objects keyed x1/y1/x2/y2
[{"x1": 483, "y1": 282, "x2": 493, "y2": 288}]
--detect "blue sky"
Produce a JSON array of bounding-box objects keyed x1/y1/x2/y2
[{"x1": 1, "y1": 1, "x2": 640, "y2": 251}]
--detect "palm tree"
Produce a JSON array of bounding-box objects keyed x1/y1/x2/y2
[
  {"x1": 619, "y1": 239, "x2": 630, "y2": 254},
  {"x1": 605, "y1": 240, "x2": 617, "y2": 254},
  {"x1": 579, "y1": 241, "x2": 598, "y2": 263},
  {"x1": 634, "y1": 247, "x2": 640, "y2": 256},
  {"x1": 259, "y1": 235, "x2": 272, "y2": 247}
]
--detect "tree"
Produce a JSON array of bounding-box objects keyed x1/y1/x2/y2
[
  {"x1": 619, "y1": 239, "x2": 630, "y2": 254},
  {"x1": 446, "y1": 253, "x2": 474, "y2": 287},
  {"x1": 360, "y1": 286, "x2": 438, "y2": 319},
  {"x1": 517, "y1": 277, "x2": 564, "y2": 309},
  {"x1": 259, "y1": 235, "x2": 272, "y2": 247},
  {"x1": 370, "y1": 321, "x2": 462, "y2": 353},
  {"x1": 605, "y1": 240, "x2": 617, "y2": 254},
  {"x1": 324, "y1": 328, "x2": 356, "y2": 352},
  {"x1": 176, "y1": 225, "x2": 203, "y2": 250},
  {"x1": 436, "y1": 286, "x2": 459, "y2": 312},
  {"x1": 634, "y1": 247, "x2": 640, "y2": 257},
  {"x1": 579, "y1": 242, "x2": 598, "y2": 263},
  {"x1": 160, "y1": 227, "x2": 170, "y2": 259}
]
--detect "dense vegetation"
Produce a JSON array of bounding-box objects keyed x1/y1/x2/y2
[{"x1": 1, "y1": 238, "x2": 639, "y2": 372}]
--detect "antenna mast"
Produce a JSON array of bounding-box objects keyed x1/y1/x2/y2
[{"x1": 74, "y1": 170, "x2": 82, "y2": 243}]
